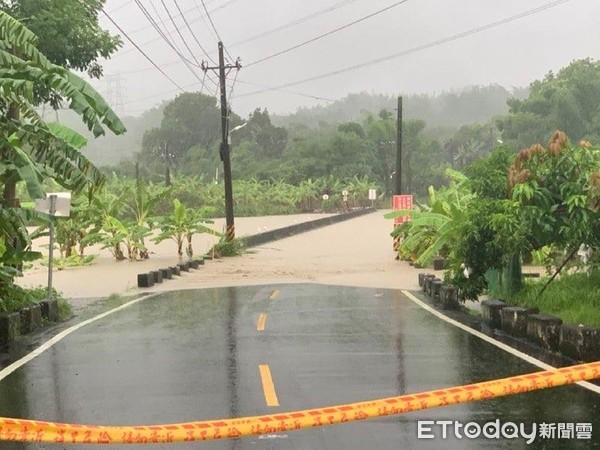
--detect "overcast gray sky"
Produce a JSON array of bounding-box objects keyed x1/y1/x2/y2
[{"x1": 93, "y1": 0, "x2": 600, "y2": 118}]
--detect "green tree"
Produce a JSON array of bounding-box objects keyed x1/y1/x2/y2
[
  {"x1": 139, "y1": 92, "x2": 242, "y2": 175},
  {"x1": 236, "y1": 108, "x2": 288, "y2": 158},
  {"x1": 0, "y1": 0, "x2": 121, "y2": 79},
  {"x1": 499, "y1": 59, "x2": 600, "y2": 149},
  {"x1": 510, "y1": 132, "x2": 600, "y2": 263},
  {"x1": 464, "y1": 146, "x2": 514, "y2": 199}
]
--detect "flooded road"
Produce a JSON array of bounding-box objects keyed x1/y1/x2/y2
[{"x1": 0, "y1": 284, "x2": 598, "y2": 449}]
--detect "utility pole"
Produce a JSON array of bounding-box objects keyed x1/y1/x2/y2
[
  {"x1": 395, "y1": 96, "x2": 403, "y2": 195},
  {"x1": 202, "y1": 42, "x2": 241, "y2": 241}
]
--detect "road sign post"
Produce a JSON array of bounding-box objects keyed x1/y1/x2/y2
[
  {"x1": 35, "y1": 192, "x2": 71, "y2": 299},
  {"x1": 392, "y1": 194, "x2": 413, "y2": 225},
  {"x1": 368, "y1": 188, "x2": 377, "y2": 207}
]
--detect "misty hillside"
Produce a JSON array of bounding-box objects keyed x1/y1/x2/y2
[
  {"x1": 272, "y1": 85, "x2": 528, "y2": 130},
  {"x1": 53, "y1": 105, "x2": 165, "y2": 167},
  {"x1": 61, "y1": 85, "x2": 527, "y2": 167}
]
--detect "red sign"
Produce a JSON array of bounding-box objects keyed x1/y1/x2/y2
[{"x1": 392, "y1": 195, "x2": 413, "y2": 225}]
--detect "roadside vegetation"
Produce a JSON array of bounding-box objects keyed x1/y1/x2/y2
[
  {"x1": 0, "y1": 4, "x2": 123, "y2": 314},
  {"x1": 391, "y1": 129, "x2": 600, "y2": 325}
]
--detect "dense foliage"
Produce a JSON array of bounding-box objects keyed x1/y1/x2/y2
[
  {"x1": 499, "y1": 59, "x2": 600, "y2": 149},
  {"x1": 0, "y1": 10, "x2": 124, "y2": 311},
  {"x1": 391, "y1": 131, "x2": 600, "y2": 311}
]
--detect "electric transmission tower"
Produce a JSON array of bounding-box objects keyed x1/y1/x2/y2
[{"x1": 105, "y1": 73, "x2": 127, "y2": 116}]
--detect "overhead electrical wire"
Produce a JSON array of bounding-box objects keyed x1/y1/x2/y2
[
  {"x1": 159, "y1": 0, "x2": 202, "y2": 67},
  {"x1": 101, "y1": 9, "x2": 185, "y2": 92},
  {"x1": 238, "y1": 0, "x2": 574, "y2": 97},
  {"x1": 236, "y1": 80, "x2": 335, "y2": 102},
  {"x1": 228, "y1": 0, "x2": 361, "y2": 48},
  {"x1": 199, "y1": 0, "x2": 234, "y2": 61},
  {"x1": 192, "y1": 0, "x2": 220, "y2": 43},
  {"x1": 120, "y1": 76, "x2": 334, "y2": 107},
  {"x1": 134, "y1": 0, "x2": 196, "y2": 67},
  {"x1": 119, "y1": 60, "x2": 182, "y2": 75},
  {"x1": 107, "y1": 0, "x2": 134, "y2": 14},
  {"x1": 134, "y1": 0, "x2": 209, "y2": 89},
  {"x1": 173, "y1": 0, "x2": 218, "y2": 64},
  {"x1": 115, "y1": 0, "x2": 365, "y2": 66},
  {"x1": 114, "y1": 0, "x2": 237, "y2": 58},
  {"x1": 127, "y1": 0, "x2": 221, "y2": 34},
  {"x1": 159, "y1": 0, "x2": 219, "y2": 90},
  {"x1": 147, "y1": 0, "x2": 186, "y2": 56},
  {"x1": 123, "y1": 82, "x2": 203, "y2": 105},
  {"x1": 245, "y1": 0, "x2": 411, "y2": 68}
]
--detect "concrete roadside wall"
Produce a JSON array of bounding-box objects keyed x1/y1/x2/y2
[{"x1": 245, "y1": 208, "x2": 375, "y2": 248}]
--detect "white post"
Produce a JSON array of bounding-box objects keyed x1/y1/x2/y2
[{"x1": 47, "y1": 194, "x2": 57, "y2": 299}]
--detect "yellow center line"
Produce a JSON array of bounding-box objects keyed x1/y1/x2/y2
[
  {"x1": 257, "y1": 313, "x2": 267, "y2": 331},
  {"x1": 269, "y1": 289, "x2": 280, "y2": 300},
  {"x1": 259, "y1": 364, "x2": 280, "y2": 407}
]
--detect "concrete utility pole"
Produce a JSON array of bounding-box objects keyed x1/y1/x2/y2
[
  {"x1": 396, "y1": 96, "x2": 403, "y2": 195},
  {"x1": 202, "y1": 42, "x2": 241, "y2": 241}
]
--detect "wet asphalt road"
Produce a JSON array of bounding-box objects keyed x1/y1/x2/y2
[{"x1": 0, "y1": 284, "x2": 599, "y2": 449}]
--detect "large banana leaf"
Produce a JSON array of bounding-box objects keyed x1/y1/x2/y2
[
  {"x1": 46, "y1": 122, "x2": 88, "y2": 150},
  {"x1": 1, "y1": 10, "x2": 126, "y2": 138}
]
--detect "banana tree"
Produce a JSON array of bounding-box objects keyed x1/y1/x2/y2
[
  {"x1": 0, "y1": 11, "x2": 125, "y2": 198},
  {"x1": 0, "y1": 11, "x2": 125, "y2": 299},
  {"x1": 125, "y1": 179, "x2": 172, "y2": 259},
  {"x1": 153, "y1": 199, "x2": 218, "y2": 260},
  {"x1": 385, "y1": 169, "x2": 473, "y2": 266}
]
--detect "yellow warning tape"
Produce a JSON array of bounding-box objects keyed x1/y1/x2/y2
[{"x1": 1, "y1": 361, "x2": 598, "y2": 444}]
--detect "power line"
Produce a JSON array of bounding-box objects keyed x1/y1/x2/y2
[
  {"x1": 191, "y1": 0, "x2": 220, "y2": 43},
  {"x1": 113, "y1": 0, "x2": 238, "y2": 58},
  {"x1": 246, "y1": 0, "x2": 411, "y2": 68},
  {"x1": 229, "y1": 0, "x2": 360, "y2": 49},
  {"x1": 236, "y1": 80, "x2": 335, "y2": 102},
  {"x1": 108, "y1": 0, "x2": 135, "y2": 14},
  {"x1": 127, "y1": 0, "x2": 221, "y2": 34},
  {"x1": 239, "y1": 0, "x2": 574, "y2": 97},
  {"x1": 173, "y1": 0, "x2": 218, "y2": 64},
  {"x1": 199, "y1": 0, "x2": 234, "y2": 61},
  {"x1": 134, "y1": 0, "x2": 208, "y2": 86},
  {"x1": 147, "y1": 0, "x2": 186, "y2": 57},
  {"x1": 119, "y1": 73, "x2": 336, "y2": 109},
  {"x1": 160, "y1": 0, "x2": 201, "y2": 66},
  {"x1": 134, "y1": 0, "x2": 192, "y2": 64},
  {"x1": 123, "y1": 80, "x2": 210, "y2": 106},
  {"x1": 101, "y1": 9, "x2": 185, "y2": 92},
  {"x1": 120, "y1": 59, "x2": 182, "y2": 74}
]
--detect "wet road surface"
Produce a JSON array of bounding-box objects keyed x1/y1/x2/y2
[{"x1": 0, "y1": 284, "x2": 599, "y2": 449}]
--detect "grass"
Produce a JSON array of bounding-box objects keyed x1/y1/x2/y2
[
  {"x1": 502, "y1": 271, "x2": 600, "y2": 327},
  {"x1": 212, "y1": 237, "x2": 246, "y2": 257},
  {"x1": 27, "y1": 286, "x2": 73, "y2": 319}
]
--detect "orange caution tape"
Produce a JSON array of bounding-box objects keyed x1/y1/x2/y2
[{"x1": 1, "y1": 361, "x2": 599, "y2": 444}]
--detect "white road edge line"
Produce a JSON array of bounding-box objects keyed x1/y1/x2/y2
[
  {"x1": 0, "y1": 294, "x2": 155, "y2": 382},
  {"x1": 401, "y1": 290, "x2": 600, "y2": 394}
]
